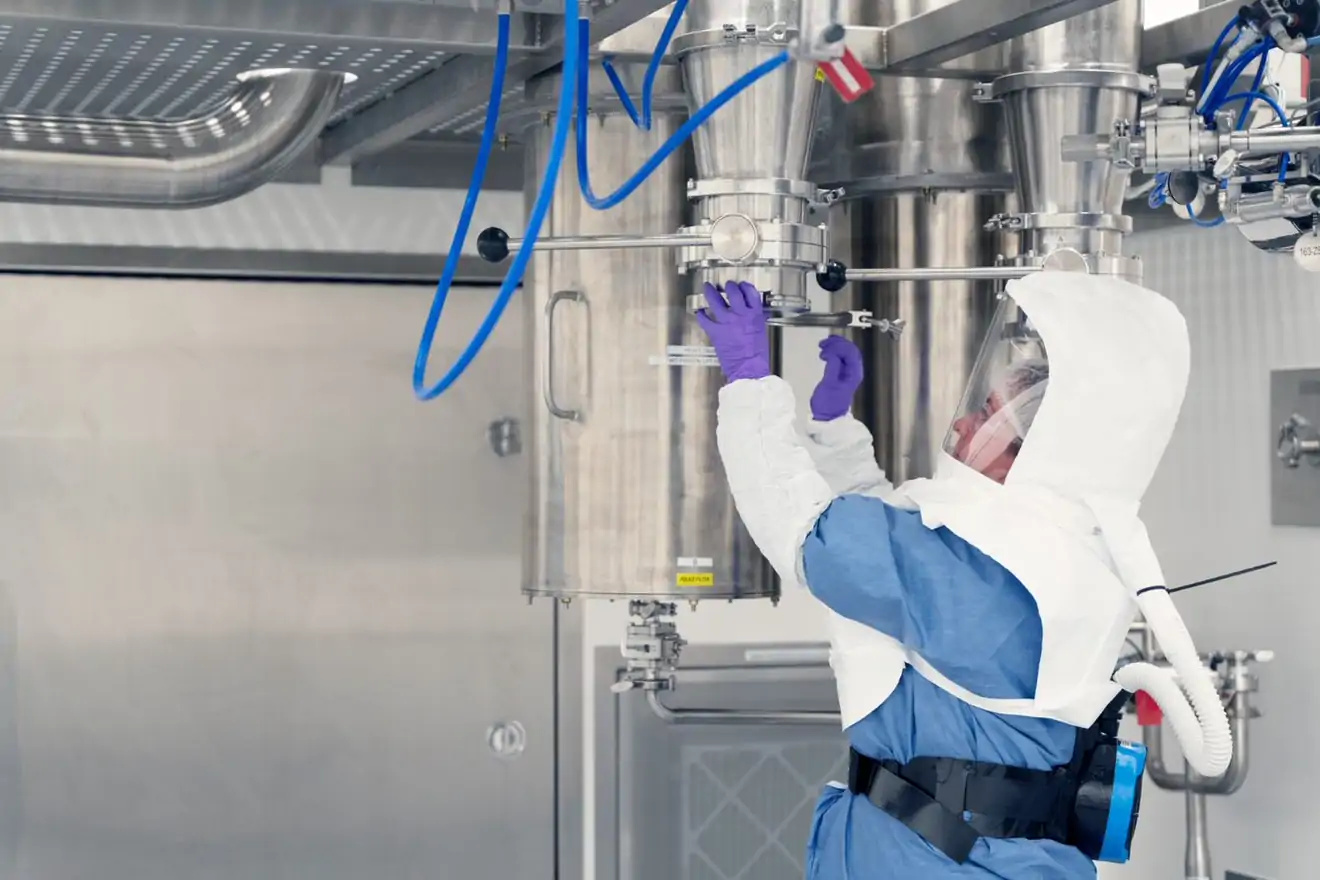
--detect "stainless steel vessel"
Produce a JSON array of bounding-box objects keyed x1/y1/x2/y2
[
  {"x1": 674, "y1": 0, "x2": 825, "y2": 312},
  {"x1": 992, "y1": 0, "x2": 1148, "y2": 277},
  {"x1": 522, "y1": 84, "x2": 774, "y2": 602},
  {"x1": 831, "y1": 0, "x2": 1006, "y2": 482}
]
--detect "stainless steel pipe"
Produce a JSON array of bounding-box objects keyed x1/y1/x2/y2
[
  {"x1": 845, "y1": 265, "x2": 1041, "y2": 282},
  {"x1": 503, "y1": 232, "x2": 709, "y2": 255},
  {"x1": 645, "y1": 690, "x2": 841, "y2": 726},
  {"x1": 0, "y1": 68, "x2": 350, "y2": 208},
  {"x1": 1226, "y1": 125, "x2": 1320, "y2": 154}
]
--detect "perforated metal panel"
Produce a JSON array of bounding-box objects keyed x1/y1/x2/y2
[
  {"x1": 0, "y1": 19, "x2": 447, "y2": 122},
  {"x1": 594, "y1": 645, "x2": 846, "y2": 880},
  {"x1": 428, "y1": 83, "x2": 523, "y2": 137},
  {"x1": 684, "y1": 743, "x2": 846, "y2": 880}
]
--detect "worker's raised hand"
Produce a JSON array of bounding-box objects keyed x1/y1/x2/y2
[
  {"x1": 809, "y1": 335, "x2": 864, "y2": 422},
  {"x1": 695, "y1": 281, "x2": 772, "y2": 383}
]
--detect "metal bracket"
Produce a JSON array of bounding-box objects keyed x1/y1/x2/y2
[
  {"x1": 487, "y1": 418, "x2": 522, "y2": 458},
  {"x1": 763, "y1": 310, "x2": 907, "y2": 337}
]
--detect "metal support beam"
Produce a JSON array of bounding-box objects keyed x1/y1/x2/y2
[
  {"x1": 321, "y1": 0, "x2": 675, "y2": 164},
  {"x1": 1140, "y1": 1, "x2": 1237, "y2": 70},
  {"x1": 867, "y1": 0, "x2": 1123, "y2": 72},
  {"x1": 0, "y1": 0, "x2": 536, "y2": 51},
  {"x1": 0, "y1": 244, "x2": 505, "y2": 284},
  {"x1": 352, "y1": 139, "x2": 526, "y2": 191}
]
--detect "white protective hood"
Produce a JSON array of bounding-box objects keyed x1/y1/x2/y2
[
  {"x1": 996, "y1": 272, "x2": 1189, "y2": 531},
  {"x1": 886, "y1": 271, "x2": 1232, "y2": 777}
]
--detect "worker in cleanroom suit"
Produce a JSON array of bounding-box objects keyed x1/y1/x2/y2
[{"x1": 694, "y1": 277, "x2": 1232, "y2": 879}]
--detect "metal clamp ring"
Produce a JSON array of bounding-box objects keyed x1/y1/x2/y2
[
  {"x1": 670, "y1": 24, "x2": 797, "y2": 56},
  {"x1": 976, "y1": 69, "x2": 1156, "y2": 102},
  {"x1": 686, "y1": 177, "x2": 820, "y2": 202}
]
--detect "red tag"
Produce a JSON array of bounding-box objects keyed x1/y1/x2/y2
[
  {"x1": 816, "y1": 48, "x2": 875, "y2": 103},
  {"x1": 1135, "y1": 691, "x2": 1163, "y2": 727}
]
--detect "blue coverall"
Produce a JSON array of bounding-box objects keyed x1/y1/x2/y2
[{"x1": 801, "y1": 494, "x2": 1097, "y2": 879}]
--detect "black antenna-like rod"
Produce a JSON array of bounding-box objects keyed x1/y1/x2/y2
[{"x1": 1169, "y1": 561, "x2": 1278, "y2": 595}]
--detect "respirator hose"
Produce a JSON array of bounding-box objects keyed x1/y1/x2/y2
[{"x1": 1113, "y1": 590, "x2": 1233, "y2": 778}]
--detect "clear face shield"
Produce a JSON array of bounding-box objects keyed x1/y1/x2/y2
[{"x1": 943, "y1": 298, "x2": 1050, "y2": 484}]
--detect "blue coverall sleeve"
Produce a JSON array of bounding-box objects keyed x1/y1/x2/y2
[{"x1": 802, "y1": 494, "x2": 1043, "y2": 700}]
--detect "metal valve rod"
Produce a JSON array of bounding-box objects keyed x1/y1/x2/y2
[
  {"x1": 767, "y1": 312, "x2": 907, "y2": 337},
  {"x1": 844, "y1": 265, "x2": 1042, "y2": 281},
  {"x1": 476, "y1": 226, "x2": 709, "y2": 263},
  {"x1": 814, "y1": 259, "x2": 1042, "y2": 291}
]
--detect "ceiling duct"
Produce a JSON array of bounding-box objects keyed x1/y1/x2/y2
[{"x1": 0, "y1": 68, "x2": 352, "y2": 209}]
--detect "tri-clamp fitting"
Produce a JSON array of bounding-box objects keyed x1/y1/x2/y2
[{"x1": 609, "y1": 600, "x2": 686, "y2": 694}]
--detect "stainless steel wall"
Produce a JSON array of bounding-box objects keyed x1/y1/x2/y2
[
  {"x1": 831, "y1": 0, "x2": 1005, "y2": 482},
  {"x1": 522, "y1": 104, "x2": 773, "y2": 602},
  {"x1": 0, "y1": 276, "x2": 556, "y2": 880}
]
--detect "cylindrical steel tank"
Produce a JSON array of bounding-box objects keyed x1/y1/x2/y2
[
  {"x1": 522, "y1": 76, "x2": 774, "y2": 603},
  {"x1": 830, "y1": 0, "x2": 1007, "y2": 482}
]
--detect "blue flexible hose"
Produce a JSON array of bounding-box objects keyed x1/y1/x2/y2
[
  {"x1": 1201, "y1": 19, "x2": 1241, "y2": 97},
  {"x1": 412, "y1": 2, "x2": 581, "y2": 400},
  {"x1": 1218, "y1": 89, "x2": 1290, "y2": 127},
  {"x1": 577, "y1": 16, "x2": 790, "y2": 210},
  {"x1": 601, "y1": 57, "x2": 643, "y2": 127},
  {"x1": 1186, "y1": 201, "x2": 1226, "y2": 228},
  {"x1": 1236, "y1": 41, "x2": 1272, "y2": 129},
  {"x1": 602, "y1": 0, "x2": 690, "y2": 131},
  {"x1": 1204, "y1": 39, "x2": 1271, "y2": 122},
  {"x1": 1149, "y1": 173, "x2": 1170, "y2": 209}
]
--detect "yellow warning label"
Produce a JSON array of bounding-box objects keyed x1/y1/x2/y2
[
  {"x1": 677, "y1": 572, "x2": 716, "y2": 588},
  {"x1": 815, "y1": 68, "x2": 826, "y2": 82}
]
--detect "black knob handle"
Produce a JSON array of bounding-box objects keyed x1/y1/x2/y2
[
  {"x1": 477, "y1": 227, "x2": 511, "y2": 263},
  {"x1": 816, "y1": 259, "x2": 848, "y2": 293}
]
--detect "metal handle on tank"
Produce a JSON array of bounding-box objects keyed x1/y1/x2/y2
[{"x1": 544, "y1": 289, "x2": 584, "y2": 422}]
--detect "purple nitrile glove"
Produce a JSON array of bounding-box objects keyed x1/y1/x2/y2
[
  {"x1": 809, "y1": 335, "x2": 864, "y2": 421},
  {"x1": 694, "y1": 280, "x2": 772, "y2": 383}
]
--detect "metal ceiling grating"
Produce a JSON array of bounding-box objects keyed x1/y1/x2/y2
[
  {"x1": 0, "y1": 18, "x2": 449, "y2": 123},
  {"x1": 426, "y1": 82, "x2": 525, "y2": 137}
]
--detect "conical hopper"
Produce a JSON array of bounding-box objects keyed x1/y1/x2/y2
[
  {"x1": 997, "y1": 0, "x2": 1145, "y2": 220},
  {"x1": 674, "y1": 0, "x2": 822, "y2": 182}
]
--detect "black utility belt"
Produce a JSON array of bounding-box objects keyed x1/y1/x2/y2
[
  {"x1": 846, "y1": 751, "x2": 1073, "y2": 864},
  {"x1": 846, "y1": 716, "x2": 1145, "y2": 866}
]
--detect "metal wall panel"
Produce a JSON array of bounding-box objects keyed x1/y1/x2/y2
[
  {"x1": 1122, "y1": 224, "x2": 1320, "y2": 880},
  {"x1": 0, "y1": 276, "x2": 555, "y2": 880}
]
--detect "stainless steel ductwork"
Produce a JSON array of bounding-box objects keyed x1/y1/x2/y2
[
  {"x1": 522, "y1": 67, "x2": 774, "y2": 604},
  {"x1": 828, "y1": 0, "x2": 1007, "y2": 483},
  {"x1": 0, "y1": 68, "x2": 351, "y2": 209}
]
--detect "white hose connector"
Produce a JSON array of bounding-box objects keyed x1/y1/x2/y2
[{"x1": 1112, "y1": 590, "x2": 1232, "y2": 778}]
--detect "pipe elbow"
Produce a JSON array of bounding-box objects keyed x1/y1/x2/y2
[{"x1": 0, "y1": 68, "x2": 353, "y2": 209}]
